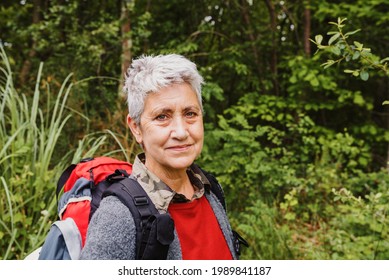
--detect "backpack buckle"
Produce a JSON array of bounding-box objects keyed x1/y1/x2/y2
[
  {"x1": 232, "y1": 230, "x2": 249, "y2": 256},
  {"x1": 134, "y1": 196, "x2": 148, "y2": 206},
  {"x1": 106, "y1": 169, "x2": 130, "y2": 182}
]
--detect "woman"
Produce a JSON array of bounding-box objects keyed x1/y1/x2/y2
[{"x1": 80, "y1": 54, "x2": 238, "y2": 260}]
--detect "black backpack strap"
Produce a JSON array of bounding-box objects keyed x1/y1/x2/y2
[
  {"x1": 56, "y1": 163, "x2": 77, "y2": 199},
  {"x1": 102, "y1": 177, "x2": 174, "y2": 260},
  {"x1": 200, "y1": 167, "x2": 249, "y2": 256},
  {"x1": 199, "y1": 167, "x2": 226, "y2": 211}
]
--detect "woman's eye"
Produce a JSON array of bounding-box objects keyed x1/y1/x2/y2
[
  {"x1": 186, "y1": 111, "x2": 197, "y2": 118},
  {"x1": 155, "y1": 114, "x2": 168, "y2": 121}
]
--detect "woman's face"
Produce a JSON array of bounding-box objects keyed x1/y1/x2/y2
[{"x1": 129, "y1": 83, "x2": 204, "y2": 175}]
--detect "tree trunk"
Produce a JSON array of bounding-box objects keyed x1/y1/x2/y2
[
  {"x1": 303, "y1": 1, "x2": 311, "y2": 56},
  {"x1": 119, "y1": 0, "x2": 132, "y2": 95},
  {"x1": 19, "y1": 0, "x2": 41, "y2": 85},
  {"x1": 264, "y1": 0, "x2": 279, "y2": 95},
  {"x1": 385, "y1": 79, "x2": 389, "y2": 173},
  {"x1": 241, "y1": 0, "x2": 263, "y2": 80}
]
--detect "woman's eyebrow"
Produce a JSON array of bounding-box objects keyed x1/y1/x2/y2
[
  {"x1": 183, "y1": 105, "x2": 201, "y2": 112},
  {"x1": 150, "y1": 107, "x2": 173, "y2": 115},
  {"x1": 150, "y1": 105, "x2": 200, "y2": 115}
]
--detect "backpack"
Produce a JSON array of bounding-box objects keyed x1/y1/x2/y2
[{"x1": 37, "y1": 156, "x2": 247, "y2": 260}]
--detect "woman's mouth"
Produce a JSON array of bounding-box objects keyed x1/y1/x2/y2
[{"x1": 166, "y1": 144, "x2": 192, "y2": 152}]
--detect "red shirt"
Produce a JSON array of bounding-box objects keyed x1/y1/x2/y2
[{"x1": 168, "y1": 196, "x2": 233, "y2": 260}]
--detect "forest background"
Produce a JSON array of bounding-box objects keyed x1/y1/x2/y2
[{"x1": 1, "y1": 0, "x2": 388, "y2": 260}]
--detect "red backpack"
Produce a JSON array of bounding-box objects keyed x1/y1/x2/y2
[{"x1": 56, "y1": 157, "x2": 133, "y2": 246}]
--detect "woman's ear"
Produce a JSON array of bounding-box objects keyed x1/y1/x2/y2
[{"x1": 127, "y1": 114, "x2": 142, "y2": 144}]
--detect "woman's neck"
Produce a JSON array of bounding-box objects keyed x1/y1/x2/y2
[{"x1": 146, "y1": 164, "x2": 194, "y2": 200}]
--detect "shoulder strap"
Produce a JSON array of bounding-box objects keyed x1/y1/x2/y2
[
  {"x1": 199, "y1": 167, "x2": 226, "y2": 211},
  {"x1": 102, "y1": 177, "x2": 174, "y2": 260}
]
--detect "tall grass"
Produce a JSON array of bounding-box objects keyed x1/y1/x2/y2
[{"x1": 0, "y1": 45, "x2": 113, "y2": 259}]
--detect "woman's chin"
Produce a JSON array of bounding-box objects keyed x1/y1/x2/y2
[{"x1": 163, "y1": 155, "x2": 197, "y2": 171}]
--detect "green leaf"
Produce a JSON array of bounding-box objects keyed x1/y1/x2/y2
[
  {"x1": 360, "y1": 70, "x2": 369, "y2": 81},
  {"x1": 328, "y1": 33, "x2": 340, "y2": 45},
  {"x1": 361, "y1": 48, "x2": 371, "y2": 54},
  {"x1": 338, "y1": 17, "x2": 347, "y2": 25},
  {"x1": 218, "y1": 116, "x2": 229, "y2": 130},
  {"x1": 315, "y1": 35, "x2": 323, "y2": 45},
  {"x1": 352, "y1": 51, "x2": 360, "y2": 60},
  {"x1": 310, "y1": 77, "x2": 319, "y2": 87},
  {"x1": 382, "y1": 101, "x2": 389, "y2": 105},
  {"x1": 330, "y1": 46, "x2": 341, "y2": 56},
  {"x1": 354, "y1": 41, "x2": 363, "y2": 51},
  {"x1": 358, "y1": 157, "x2": 368, "y2": 166},
  {"x1": 284, "y1": 212, "x2": 296, "y2": 221},
  {"x1": 321, "y1": 60, "x2": 335, "y2": 69},
  {"x1": 353, "y1": 94, "x2": 365, "y2": 105},
  {"x1": 344, "y1": 29, "x2": 361, "y2": 37},
  {"x1": 289, "y1": 75, "x2": 297, "y2": 84}
]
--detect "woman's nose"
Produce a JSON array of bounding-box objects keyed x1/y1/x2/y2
[{"x1": 171, "y1": 116, "x2": 189, "y2": 140}]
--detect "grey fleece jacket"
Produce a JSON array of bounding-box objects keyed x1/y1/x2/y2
[{"x1": 80, "y1": 190, "x2": 237, "y2": 260}]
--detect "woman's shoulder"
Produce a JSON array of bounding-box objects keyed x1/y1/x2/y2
[
  {"x1": 80, "y1": 196, "x2": 137, "y2": 259},
  {"x1": 91, "y1": 195, "x2": 135, "y2": 227}
]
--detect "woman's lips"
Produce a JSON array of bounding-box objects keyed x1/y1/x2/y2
[{"x1": 166, "y1": 144, "x2": 192, "y2": 151}]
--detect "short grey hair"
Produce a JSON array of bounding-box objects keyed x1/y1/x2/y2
[{"x1": 123, "y1": 54, "x2": 204, "y2": 125}]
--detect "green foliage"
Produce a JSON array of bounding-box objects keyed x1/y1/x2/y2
[
  {"x1": 328, "y1": 178, "x2": 389, "y2": 259},
  {"x1": 232, "y1": 199, "x2": 294, "y2": 260},
  {"x1": 311, "y1": 17, "x2": 389, "y2": 80},
  {"x1": 0, "y1": 0, "x2": 126, "y2": 153},
  {"x1": 0, "y1": 48, "x2": 63, "y2": 259},
  {"x1": 311, "y1": 16, "x2": 389, "y2": 107},
  {"x1": 1, "y1": 0, "x2": 389, "y2": 260},
  {"x1": 199, "y1": 78, "x2": 389, "y2": 259},
  {"x1": 0, "y1": 46, "x2": 119, "y2": 259}
]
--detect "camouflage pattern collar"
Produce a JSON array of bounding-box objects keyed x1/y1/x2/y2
[{"x1": 131, "y1": 153, "x2": 210, "y2": 213}]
